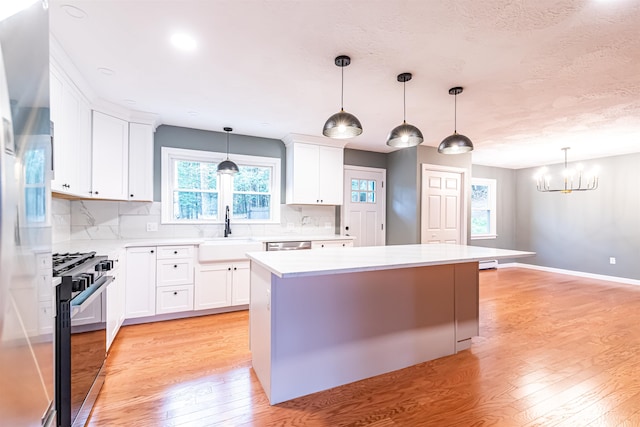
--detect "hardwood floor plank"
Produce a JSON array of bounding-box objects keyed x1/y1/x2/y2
[{"x1": 87, "y1": 269, "x2": 640, "y2": 426}]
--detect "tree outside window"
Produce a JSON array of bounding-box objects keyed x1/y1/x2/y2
[{"x1": 471, "y1": 178, "x2": 497, "y2": 239}]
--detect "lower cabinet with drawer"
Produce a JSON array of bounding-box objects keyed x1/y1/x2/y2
[{"x1": 156, "y1": 284, "x2": 194, "y2": 314}]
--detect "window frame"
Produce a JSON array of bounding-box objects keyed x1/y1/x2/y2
[
  {"x1": 470, "y1": 177, "x2": 497, "y2": 240},
  {"x1": 161, "y1": 147, "x2": 281, "y2": 224}
]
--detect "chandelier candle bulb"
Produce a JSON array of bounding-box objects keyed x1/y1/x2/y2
[{"x1": 535, "y1": 147, "x2": 599, "y2": 193}]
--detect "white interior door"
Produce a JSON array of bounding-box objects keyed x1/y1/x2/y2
[
  {"x1": 343, "y1": 166, "x2": 386, "y2": 247},
  {"x1": 421, "y1": 165, "x2": 466, "y2": 244}
]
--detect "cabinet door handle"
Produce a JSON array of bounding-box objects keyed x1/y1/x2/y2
[
  {"x1": 150, "y1": 250, "x2": 154, "y2": 254},
  {"x1": 233, "y1": 267, "x2": 237, "y2": 270},
  {"x1": 173, "y1": 291, "x2": 178, "y2": 295},
  {"x1": 130, "y1": 194, "x2": 134, "y2": 197},
  {"x1": 174, "y1": 251, "x2": 178, "y2": 254},
  {"x1": 173, "y1": 265, "x2": 178, "y2": 268},
  {"x1": 94, "y1": 191, "x2": 99, "y2": 195}
]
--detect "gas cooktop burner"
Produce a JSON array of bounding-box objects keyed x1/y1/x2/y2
[{"x1": 52, "y1": 251, "x2": 97, "y2": 276}]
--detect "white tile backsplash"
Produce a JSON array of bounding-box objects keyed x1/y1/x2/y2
[{"x1": 55, "y1": 199, "x2": 337, "y2": 241}]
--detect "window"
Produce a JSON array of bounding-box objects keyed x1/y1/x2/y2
[
  {"x1": 350, "y1": 179, "x2": 376, "y2": 203},
  {"x1": 471, "y1": 178, "x2": 497, "y2": 239},
  {"x1": 161, "y1": 147, "x2": 280, "y2": 224}
]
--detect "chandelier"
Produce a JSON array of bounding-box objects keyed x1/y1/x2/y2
[{"x1": 535, "y1": 147, "x2": 599, "y2": 193}]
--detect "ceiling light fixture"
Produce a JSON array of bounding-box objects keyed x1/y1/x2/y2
[
  {"x1": 386, "y1": 72, "x2": 423, "y2": 148},
  {"x1": 170, "y1": 32, "x2": 197, "y2": 51},
  {"x1": 534, "y1": 147, "x2": 599, "y2": 193},
  {"x1": 322, "y1": 55, "x2": 362, "y2": 139},
  {"x1": 217, "y1": 127, "x2": 239, "y2": 175},
  {"x1": 438, "y1": 87, "x2": 474, "y2": 154}
]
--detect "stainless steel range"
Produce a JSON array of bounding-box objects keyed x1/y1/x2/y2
[{"x1": 53, "y1": 252, "x2": 114, "y2": 427}]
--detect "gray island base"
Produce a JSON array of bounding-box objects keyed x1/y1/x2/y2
[{"x1": 247, "y1": 244, "x2": 533, "y2": 405}]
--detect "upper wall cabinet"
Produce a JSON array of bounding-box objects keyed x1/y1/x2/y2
[
  {"x1": 283, "y1": 134, "x2": 346, "y2": 205},
  {"x1": 128, "y1": 123, "x2": 154, "y2": 201},
  {"x1": 50, "y1": 63, "x2": 92, "y2": 197},
  {"x1": 92, "y1": 111, "x2": 129, "y2": 200}
]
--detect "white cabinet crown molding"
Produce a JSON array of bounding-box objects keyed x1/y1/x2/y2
[{"x1": 282, "y1": 133, "x2": 348, "y2": 149}]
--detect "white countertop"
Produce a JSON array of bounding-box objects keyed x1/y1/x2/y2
[{"x1": 247, "y1": 244, "x2": 535, "y2": 278}]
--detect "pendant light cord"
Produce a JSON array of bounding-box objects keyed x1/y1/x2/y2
[
  {"x1": 403, "y1": 80, "x2": 407, "y2": 123},
  {"x1": 226, "y1": 131, "x2": 230, "y2": 160},
  {"x1": 341, "y1": 64, "x2": 344, "y2": 111},
  {"x1": 454, "y1": 92, "x2": 458, "y2": 132}
]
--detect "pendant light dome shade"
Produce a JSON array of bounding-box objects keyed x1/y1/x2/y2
[
  {"x1": 386, "y1": 73, "x2": 423, "y2": 148},
  {"x1": 217, "y1": 127, "x2": 239, "y2": 175},
  {"x1": 322, "y1": 55, "x2": 363, "y2": 139},
  {"x1": 438, "y1": 87, "x2": 474, "y2": 154}
]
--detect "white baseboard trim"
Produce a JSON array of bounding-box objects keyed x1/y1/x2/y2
[{"x1": 497, "y1": 262, "x2": 640, "y2": 286}]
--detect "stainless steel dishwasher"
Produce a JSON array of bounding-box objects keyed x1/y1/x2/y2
[{"x1": 266, "y1": 241, "x2": 312, "y2": 251}]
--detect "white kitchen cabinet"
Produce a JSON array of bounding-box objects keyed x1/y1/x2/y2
[
  {"x1": 230, "y1": 261, "x2": 250, "y2": 305},
  {"x1": 91, "y1": 111, "x2": 129, "y2": 200},
  {"x1": 157, "y1": 259, "x2": 194, "y2": 287},
  {"x1": 125, "y1": 246, "x2": 157, "y2": 319},
  {"x1": 156, "y1": 284, "x2": 194, "y2": 314},
  {"x1": 106, "y1": 250, "x2": 125, "y2": 350},
  {"x1": 311, "y1": 239, "x2": 354, "y2": 249},
  {"x1": 284, "y1": 134, "x2": 345, "y2": 205},
  {"x1": 128, "y1": 122, "x2": 154, "y2": 201},
  {"x1": 50, "y1": 64, "x2": 92, "y2": 197},
  {"x1": 195, "y1": 263, "x2": 231, "y2": 309},
  {"x1": 195, "y1": 261, "x2": 250, "y2": 309}
]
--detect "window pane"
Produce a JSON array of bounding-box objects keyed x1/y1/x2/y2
[
  {"x1": 233, "y1": 194, "x2": 270, "y2": 219},
  {"x1": 471, "y1": 210, "x2": 490, "y2": 235},
  {"x1": 172, "y1": 191, "x2": 218, "y2": 220},
  {"x1": 367, "y1": 192, "x2": 375, "y2": 203},
  {"x1": 471, "y1": 185, "x2": 489, "y2": 209},
  {"x1": 25, "y1": 187, "x2": 46, "y2": 223},
  {"x1": 351, "y1": 191, "x2": 358, "y2": 202},
  {"x1": 360, "y1": 192, "x2": 367, "y2": 202},
  {"x1": 351, "y1": 179, "x2": 359, "y2": 191},
  {"x1": 359, "y1": 180, "x2": 367, "y2": 190},
  {"x1": 234, "y1": 166, "x2": 270, "y2": 192},
  {"x1": 25, "y1": 148, "x2": 45, "y2": 184},
  {"x1": 175, "y1": 160, "x2": 217, "y2": 190},
  {"x1": 368, "y1": 180, "x2": 375, "y2": 191}
]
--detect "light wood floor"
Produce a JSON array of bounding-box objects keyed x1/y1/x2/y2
[{"x1": 88, "y1": 268, "x2": 640, "y2": 426}]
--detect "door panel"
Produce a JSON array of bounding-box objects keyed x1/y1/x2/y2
[
  {"x1": 421, "y1": 168, "x2": 463, "y2": 244},
  {"x1": 343, "y1": 167, "x2": 386, "y2": 247}
]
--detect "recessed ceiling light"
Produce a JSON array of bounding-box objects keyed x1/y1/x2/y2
[
  {"x1": 61, "y1": 4, "x2": 87, "y2": 19},
  {"x1": 170, "y1": 33, "x2": 197, "y2": 51},
  {"x1": 97, "y1": 67, "x2": 115, "y2": 76}
]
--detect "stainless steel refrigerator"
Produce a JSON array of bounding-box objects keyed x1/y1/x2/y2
[{"x1": 0, "y1": 1, "x2": 54, "y2": 425}]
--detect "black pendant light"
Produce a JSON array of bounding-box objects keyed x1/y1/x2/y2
[
  {"x1": 386, "y1": 72, "x2": 424, "y2": 148},
  {"x1": 322, "y1": 55, "x2": 363, "y2": 139},
  {"x1": 217, "y1": 127, "x2": 239, "y2": 175},
  {"x1": 438, "y1": 87, "x2": 474, "y2": 154}
]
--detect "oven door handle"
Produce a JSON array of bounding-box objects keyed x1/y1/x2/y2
[{"x1": 70, "y1": 275, "x2": 114, "y2": 318}]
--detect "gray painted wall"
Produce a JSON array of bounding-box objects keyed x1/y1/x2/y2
[
  {"x1": 470, "y1": 164, "x2": 517, "y2": 250},
  {"x1": 515, "y1": 152, "x2": 640, "y2": 280},
  {"x1": 386, "y1": 147, "x2": 419, "y2": 245},
  {"x1": 153, "y1": 125, "x2": 286, "y2": 202},
  {"x1": 344, "y1": 148, "x2": 387, "y2": 169}
]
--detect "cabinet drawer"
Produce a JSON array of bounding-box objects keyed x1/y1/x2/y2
[
  {"x1": 157, "y1": 259, "x2": 194, "y2": 286},
  {"x1": 156, "y1": 245, "x2": 194, "y2": 260},
  {"x1": 156, "y1": 285, "x2": 194, "y2": 314},
  {"x1": 311, "y1": 240, "x2": 354, "y2": 249}
]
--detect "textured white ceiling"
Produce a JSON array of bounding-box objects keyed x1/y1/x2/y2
[{"x1": 50, "y1": 0, "x2": 640, "y2": 169}]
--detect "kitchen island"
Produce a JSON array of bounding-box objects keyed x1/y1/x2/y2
[{"x1": 247, "y1": 244, "x2": 534, "y2": 405}]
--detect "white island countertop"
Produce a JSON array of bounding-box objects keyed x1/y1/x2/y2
[{"x1": 247, "y1": 244, "x2": 534, "y2": 278}]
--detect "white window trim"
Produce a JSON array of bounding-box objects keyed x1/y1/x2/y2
[
  {"x1": 161, "y1": 147, "x2": 281, "y2": 224},
  {"x1": 470, "y1": 177, "x2": 497, "y2": 240}
]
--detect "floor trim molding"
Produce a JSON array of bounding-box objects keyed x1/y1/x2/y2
[{"x1": 497, "y1": 262, "x2": 640, "y2": 286}]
